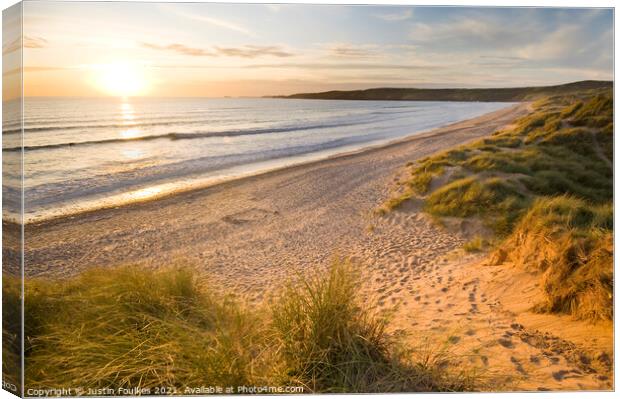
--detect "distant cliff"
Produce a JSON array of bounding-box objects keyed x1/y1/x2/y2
[{"x1": 272, "y1": 80, "x2": 612, "y2": 102}]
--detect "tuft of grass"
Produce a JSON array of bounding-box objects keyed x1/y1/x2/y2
[
  {"x1": 11, "y1": 262, "x2": 474, "y2": 393},
  {"x1": 24, "y1": 267, "x2": 269, "y2": 391},
  {"x1": 494, "y1": 196, "x2": 612, "y2": 322},
  {"x1": 463, "y1": 236, "x2": 486, "y2": 253},
  {"x1": 425, "y1": 177, "x2": 528, "y2": 236},
  {"x1": 272, "y1": 258, "x2": 474, "y2": 392},
  {"x1": 273, "y1": 259, "x2": 397, "y2": 392}
]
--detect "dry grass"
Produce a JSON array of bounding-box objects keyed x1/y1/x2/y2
[
  {"x1": 6, "y1": 261, "x2": 476, "y2": 393},
  {"x1": 2, "y1": 274, "x2": 22, "y2": 394},
  {"x1": 492, "y1": 196, "x2": 612, "y2": 322},
  {"x1": 463, "y1": 236, "x2": 486, "y2": 253}
]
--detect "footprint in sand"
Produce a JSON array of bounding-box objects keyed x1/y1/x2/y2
[
  {"x1": 510, "y1": 356, "x2": 527, "y2": 375},
  {"x1": 448, "y1": 336, "x2": 461, "y2": 344},
  {"x1": 552, "y1": 370, "x2": 570, "y2": 381},
  {"x1": 498, "y1": 338, "x2": 514, "y2": 349}
]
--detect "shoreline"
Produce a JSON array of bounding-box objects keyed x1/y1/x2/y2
[
  {"x1": 16, "y1": 98, "x2": 614, "y2": 390},
  {"x1": 22, "y1": 101, "x2": 527, "y2": 280},
  {"x1": 20, "y1": 103, "x2": 526, "y2": 228}
]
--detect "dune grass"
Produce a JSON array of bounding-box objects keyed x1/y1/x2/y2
[
  {"x1": 382, "y1": 89, "x2": 613, "y2": 321},
  {"x1": 495, "y1": 196, "x2": 612, "y2": 322},
  {"x1": 2, "y1": 274, "x2": 22, "y2": 394},
  {"x1": 463, "y1": 236, "x2": 486, "y2": 253},
  {"x1": 7, "y1": 261, "x2": 474, "y2": 393}
]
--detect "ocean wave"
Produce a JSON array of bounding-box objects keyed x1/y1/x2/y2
[{"x1": 2, "y1": 120, "x2": 369, "y2": 152}]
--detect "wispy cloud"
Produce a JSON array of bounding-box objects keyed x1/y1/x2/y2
[
  {"x1": 375, "y1": 9, "x2": 413, "y2": 22},
  {"x1": 323, "y1": 43, "x2": 380, "y2": 59},
  {"x1": 24, "y1": 36, "x2": 48, "y2": 48},
  {"x1": 3, "y1": 35, "x2": 48, "y2": 55},
  {"x1": 141, "y1": 42, "x2": 215, "y2": 57},
  {"x1": 215, "y1": 45, "x2": 293, "y2": 58},
  {"x1": 4, "y1": 66, "x2": 65, "y2": 76},
  {"x1": 141, "y1": 42, "x2": 294, "y2": 58},
  {"x1": 245, "y1": 62, "x2": 443, "y2": 71},
  {"x1": 160, "y1": 4, "x2": 255, "y2": 37}
]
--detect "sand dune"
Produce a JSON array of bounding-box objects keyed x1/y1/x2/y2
[{"x1": 358, "y1": 206, "x2": 613, "y2": 391}]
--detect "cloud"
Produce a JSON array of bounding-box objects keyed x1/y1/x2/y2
[
  {"x1": 410, "y1": 18, "x2": 514, "y2": 46},
  {"x1": 3, "y1": 36, "x2": 48, "y2": 55},
  {"x1": 375, "y1": 9, "x2": 413, "y2": 21},
  {"x1": 245, "y1": 62, "x2": 442, "y2": 71},
  {"x1": 141, "y1": 42, "x2": 215, "y2": 57},
  {"x1": 160, "y1": 4, "x2": 255, "y2": 37},
  {"x1": 3, "y1": 66, "x2": 65, "y2": 77},
  {"x1": 516, "y1": 25, "x2": 591, "y2": 60},
  {"x1": 406, "y1": 8, "x2": 612, "y2": 73},
  {"x1": 215, "y1": 45, "x2": 293, "y2": 58},
  {"x1": 141, "y1": 42, "x2": 294, "y2": 58},
  {"x1": 24, "y1": 36, "x2": 48, "y2": 48},
  {"x1": 323, "y1": 43, "x2": 380, "y2": 59}
]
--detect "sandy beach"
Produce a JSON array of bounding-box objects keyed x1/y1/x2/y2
[{"x1": 20, "y1": 102, "x2": 612, "y2": 390}]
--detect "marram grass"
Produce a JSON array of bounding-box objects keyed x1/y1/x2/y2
[
  {"x1": 6, "y1": 261, "x2": 475, "y2": 394},
  {"x1": 381, "y1": 89, "x2": 613, "y2": 321}
]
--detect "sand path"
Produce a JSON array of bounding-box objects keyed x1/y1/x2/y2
[{"x1": 358, "y1": 206, "x2": 613, "y2": 391}]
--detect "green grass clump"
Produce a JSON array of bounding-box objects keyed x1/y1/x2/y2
[
  {"x1": 409, "y1": 170, "x2": 435, "y2": 194},
  {"x1": 272, "y1": 259, "x2": 468, "y2": 392},
  {"x1": 497, "y1": 196, "x2": 612, "y2": 322},
  {"x1": 425, "y1": 177, "x2": 528, "y2": 235},
  {"x1": 13, "y1": 262, "x2": 472, "y2": 393}
]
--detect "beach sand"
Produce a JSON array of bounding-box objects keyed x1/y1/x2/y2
[{"x1": 21, "y1": 102, "x2": 613, "y2": 390}]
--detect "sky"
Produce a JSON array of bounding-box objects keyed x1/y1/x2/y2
[{"x1": 2, "y1": 2, "x2": 614, "y2": 98}]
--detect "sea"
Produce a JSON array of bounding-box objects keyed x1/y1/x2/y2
[{"x1": 2, "y1": 97, "x2": 511, "y2": 223}]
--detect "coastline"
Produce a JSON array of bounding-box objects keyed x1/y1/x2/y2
[
  {"x1": 16, "y1": 100, "x2": 614, "y2": 390},
  {"x1": 20, "y1": 103, "x2": 525, "y2": 227},
  {"x1": 22, "y1": 103, "x2": 528, "y2": 280}
]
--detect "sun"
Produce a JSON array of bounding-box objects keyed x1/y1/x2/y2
[{"x1": 94, "y1": 62, "x2": 150, "y2": 97}]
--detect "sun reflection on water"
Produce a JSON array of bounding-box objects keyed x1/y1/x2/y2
[
  {"x1": 120, "y1": 128, "x2": 141, "y2": 139},
  {"x1": 120, "y1": 101, "x2": 136, "y2": 125}
]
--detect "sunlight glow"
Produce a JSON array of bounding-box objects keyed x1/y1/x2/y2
[
  {"x1": 119, "y1": 128, "x2": 141, "y2": 139},
  {"x1": 93, "y1": 62, "x2": 150, "y2": 97}
]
